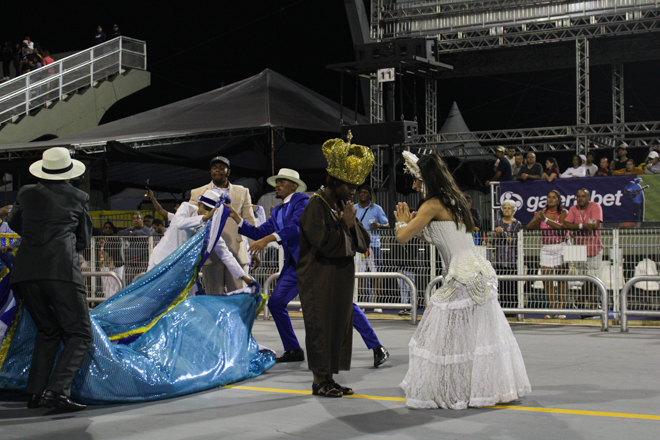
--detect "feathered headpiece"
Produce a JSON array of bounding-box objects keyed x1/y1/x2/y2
[
  {"x1": 402, "y1": 150, "x2": 422, "y2": 180},
  {"x1": 322, "y1": 131, "x2": 374, "y2": 185}
]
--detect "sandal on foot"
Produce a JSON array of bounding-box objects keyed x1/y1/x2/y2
[
  {"x1": 312, "y1": 381, "x2": 343, "y2": 398},
  {"x1": 329, "y1": 380, "x2": 354, "y2": 396}
]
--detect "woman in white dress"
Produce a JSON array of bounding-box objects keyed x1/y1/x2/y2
[{"x1": 395, "y1": 152, "x2": 531, "y2": 410}]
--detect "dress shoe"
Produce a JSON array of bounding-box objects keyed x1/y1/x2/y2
[
  {"x1": 27, "y1": 393, "x2": 42, "y2": 409},
  {"x1": 275, "y1": 348, "x2": 304, "y2": 363},
  {"x1": 373, "y1": 345, "x2": 389, "y2": 368},
  {"x1": 41, "y1": 390, "x2": 86, "y2": 412}
]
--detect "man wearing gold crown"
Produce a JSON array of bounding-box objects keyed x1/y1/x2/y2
[{"x1": 296, "y1": 134, "x2": 373, "y2": 398}]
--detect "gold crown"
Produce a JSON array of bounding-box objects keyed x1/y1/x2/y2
[{"x1": 322, "y1": 131, "x2": 374, "y2": 185}]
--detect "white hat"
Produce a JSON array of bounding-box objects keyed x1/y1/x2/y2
[
  {"x1": 266, "y1": 168, "x2": 306, "y2": 192},
  {"x1": 649, "y1": 151, "x2": 659, "y2": 159},
  {"x1": 579, "y1": 154, "x2": 587, "y2": 163},
  {"x1": 29, "y1": 147, "x2": 85, "y2": 180},
  {"x1": 198, "y1": 190, "x2": 222, "y2": 209}
]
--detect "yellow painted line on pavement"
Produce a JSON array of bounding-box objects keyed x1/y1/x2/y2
[{"x1": 223, "y1": 385, "x2": 660, "y2": 420}]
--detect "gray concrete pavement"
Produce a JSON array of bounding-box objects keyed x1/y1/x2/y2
[{"x1": 1, "y1": 318, "x2": 659, "y2": 440}]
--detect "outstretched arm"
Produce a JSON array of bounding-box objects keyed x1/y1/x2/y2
[{"x1": 146, "y1": 189, "x2": 172, "y2": 219}]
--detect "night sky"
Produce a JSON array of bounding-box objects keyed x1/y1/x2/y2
[{"x1": 4, "y1": 1, "x2": 660, "y2": 175}]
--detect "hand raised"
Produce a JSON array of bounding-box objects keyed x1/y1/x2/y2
[
  {"x1": 224, "y1": 203, "x2": 241, "y2": 223},
  {"x1": 341, "y1": 201, "x2": 356, "y2": 228},
  {"x1": 394, "y1": 202, "x2": 412, "y2": 223}
]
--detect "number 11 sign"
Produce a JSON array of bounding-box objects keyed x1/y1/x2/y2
[{"x1": 377, "y1": 68, "x2": 395, "y2": 83}]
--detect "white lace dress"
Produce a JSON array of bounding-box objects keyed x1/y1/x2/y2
[{"x1": 400, "y1": 221, "x2": 531, "y2": 409}]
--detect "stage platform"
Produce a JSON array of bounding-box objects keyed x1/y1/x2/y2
[{"x1": 1, "y1": 318, "x2": 659, "y2": 439}]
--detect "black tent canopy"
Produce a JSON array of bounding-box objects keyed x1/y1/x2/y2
[{"x1": 0, "y1": 69, "x2": 367, "y2": 196}]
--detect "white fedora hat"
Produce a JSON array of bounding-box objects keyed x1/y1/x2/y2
[
  {"x1": 267, "y1": 168, "x2": 306, "y2": 192},
  {"x1": 198, "y1": 190, "x2": 222, "y2": 209},
  {"x1": 29, "y1": 147, "x2": 85, "y2": 180}
]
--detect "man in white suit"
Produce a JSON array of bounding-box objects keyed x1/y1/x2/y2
[{"x1": 190, "y1": 156, "x2": 257, "y2": 293}]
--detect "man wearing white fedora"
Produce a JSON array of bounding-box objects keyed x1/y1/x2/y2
[
  {"x1": 226, "y1": 168, "x2": 309, "y2": 362},
  {"x1": 8, "y1": 147, "x2": 93, "y2": 411}
]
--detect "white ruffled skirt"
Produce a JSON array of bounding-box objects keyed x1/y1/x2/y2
[{"x1": 400, "y1": 277, "x2": 531, "y2": 409}]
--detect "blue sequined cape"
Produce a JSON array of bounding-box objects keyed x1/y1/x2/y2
[{"x1": 0, "y1": 208, "x2": 275, "y2": 404}]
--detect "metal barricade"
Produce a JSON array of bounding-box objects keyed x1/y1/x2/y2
[
  {"x1": 82, "y1": 271, "x2": 124, "y2": 304},
  {"x1": 620, "y1": 275, "x2": 660, "y2": 332},
  {"x1": 262, "y1": 272, "x2": 418, "y2": 324},
  {"x1": 423, "y1": 274, "x2": 609, "y2": 331}
]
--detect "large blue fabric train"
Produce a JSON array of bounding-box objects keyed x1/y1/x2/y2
[{"x1": 0, "y1": 205, "x2": 275, "y2": 404}]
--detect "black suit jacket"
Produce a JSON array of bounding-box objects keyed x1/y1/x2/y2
[{"x1": 8, "y1": 180, "x2": 93, "y2": 286}]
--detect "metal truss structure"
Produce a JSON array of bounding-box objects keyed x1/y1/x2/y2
[
  {"x1": 403, "y1": 120, "x2": 660, "y2": 156},
  {"x1": 364, "y1": 0, "x2": 660, "y2": 183}
]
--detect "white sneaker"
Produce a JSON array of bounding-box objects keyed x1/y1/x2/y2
[{"x1": 374, "y1": 308, "x2": 383, "y2": 313}]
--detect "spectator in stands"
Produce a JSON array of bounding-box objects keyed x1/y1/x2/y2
[
  {"x1": 486, "y1": 146, "x2": 512, "y2": 186},
  {"x1": 493, "y1": 199, "x2": 523, "y2": 309},
  {"x1": 98, "y1": 221, "x2": 124, "y2": 298},
  {"x1": 584, "y1": 153, "x2": 598, "y2": 177},
  {"x1": 355, "y1": 184, "x2": 389, "y2": 304},
  {"x1": 94, "y1": 26, "x2": 107, "y2": 45},
  {"x1": 561, "y1": 155, "x2": 586, "y2": 178},
  {"x1": 111, "y1": 24, "x2": 121, "y2": 39},
  {"x1": 117, "y1": 212, "x2": 154, "y2": 282},
  {"x1": 597, "y1": 157, "x2": 610, "y2": 176},
  {"x1": 541, "y1": 157, "x2": 561, "y2": 182},
  {"x1": 516, "y1": 152, "x2": 543, "y2": 181},
  {"x1": 19, "y1": 46, "x2": 31, "y2": 74},
  {"x1": 143, "y1": 214, "x2": 154, "y2": 228},
  {"x1": 526, "y1": 190, "x2": 569, "y2": 319},
  {"x1": 645, "y1": 151, "x2": 660, "y2": 174},
  {"x1": 12, "y1": 43, "x2": 21, "y2": 77},
  {"x1": 511, "y1": 153, "x2": 523, "y2": 177},
  {"x1": 465, "y1": 194, "x2": 481, "y2": 232},
  {"x1": 2, "y1": 41, "x2": 13, "y2": 80},
  {"x1": 152, "y1": 219, "x2": 166, "y2": 236},
  {"x1": 42, "y1": 51, "x2": 54, "y2": 66},
  {"x1": 613, "y1": 159, "x2": 644, "y2": 176},
  {"x1": 610, "y1": 143, "x2": 629, "y2": 172},
  {"x1": 506, "y1": 147, "x2": 516, "y2": 165},
  {"x1": 23, "y1": 38, "x2": 34, "y2": 53},
  {"x1": 564, "y1": 188, "x2": 603, "y2": 314}
]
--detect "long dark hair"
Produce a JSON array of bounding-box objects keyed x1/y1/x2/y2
[
  {"x1": 546, "y1": 190, "x2": 564, "y2": 212},
  {"x1": 545, "y1": 157, "x2": 559, "y2": 171},
  {"x1": 417, "y1": 154, "x2": 475, "y2": 232}
]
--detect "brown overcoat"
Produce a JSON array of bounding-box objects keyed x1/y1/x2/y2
[{"x1": 297, "y1": 190, "x2": 370, "y2": 374}]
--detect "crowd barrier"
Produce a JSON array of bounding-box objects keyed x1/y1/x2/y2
[
  {"x1": 262, "y1": 272, "x2": 418, "y2": 324},
  {"x1": 620, "y1": 275, "x2": 660, "y2": 332},
  {"x1": 79, "y1": 228, "x2": 660, "y2": 328}
]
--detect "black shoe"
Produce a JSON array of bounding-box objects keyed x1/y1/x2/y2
[
  {"x1": 275, "y1": 348, "x2": 304, "y2": 363},
  {"x1": 41, "y1": 390, "x2": 86, "y2": 412},
  {"x1": 27, "y1": 393, "x2": 42, "y2": 409},
  {"x1": 373, "y1": 345, "x2": 389, "y2": 368}
]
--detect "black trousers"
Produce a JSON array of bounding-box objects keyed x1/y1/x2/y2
[{"x1": 17, "y1": 280, "x2": 93, "y2": 397}]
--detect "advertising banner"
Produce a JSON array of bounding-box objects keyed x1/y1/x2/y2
[{"x1": 499, "y1": 175, "x2": 660, "y2": 223}]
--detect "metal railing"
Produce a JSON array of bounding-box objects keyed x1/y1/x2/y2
[
  {"x1": 0, "y1": 36, "x2": 147, "y2": 124},
  {"x1": 424, "y1": 274, "x2": 609, "y2": 331},
  {"x1": 262, "y1": 272, "x2": 418, "y2": 324},
  {"x1": 82, "y1": 271, "x2": 123, "y2": 304},
  {"x1": 620, "y1": 275, "x2": 660, "y2": 332}
]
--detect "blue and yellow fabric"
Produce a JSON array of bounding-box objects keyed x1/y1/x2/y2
[{"x1": 0, "y1": 203, "x2": 275, "y2": 403}]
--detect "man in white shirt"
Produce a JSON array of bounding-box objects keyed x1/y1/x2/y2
[{"x1": 645, "y1": 151, "x2": 660, "y2": 174}]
